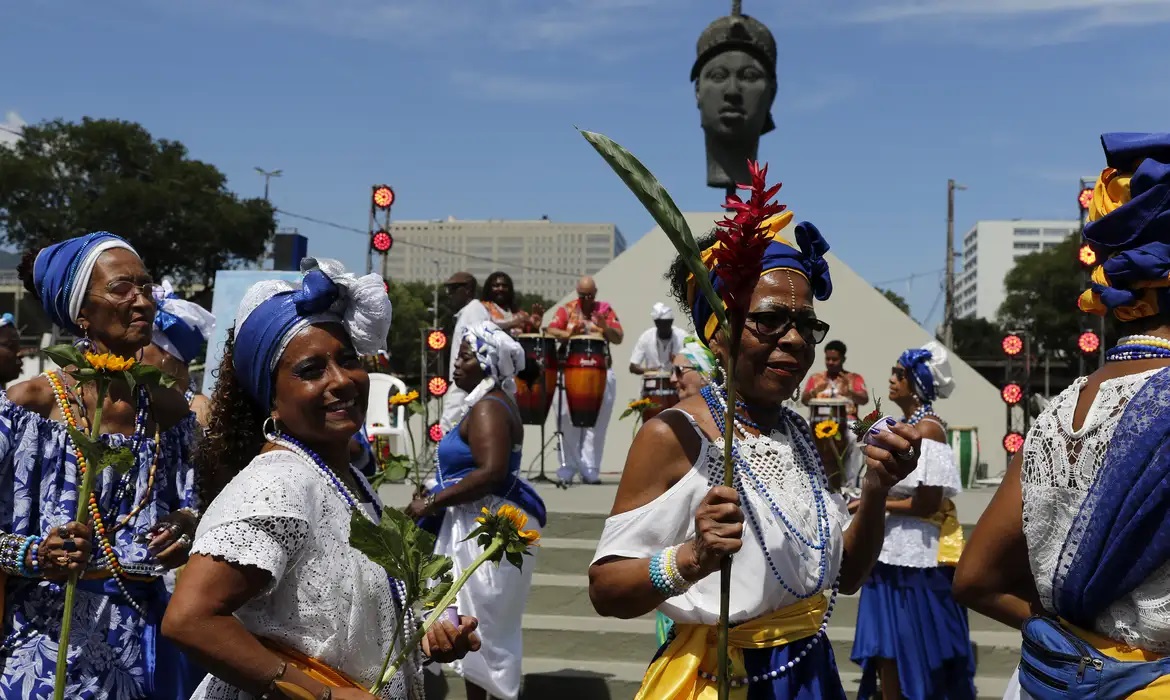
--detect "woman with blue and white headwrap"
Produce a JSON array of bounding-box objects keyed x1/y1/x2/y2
[
  {"x1": 162, "y1": 258, "x2": 479, "y2": 700},
  {"x1": 850, "y1": 341, "x2": 974, "y2": 700},
  {"x1": 670, "y1": 334, "x2": 718, "y2": 401},
  {"x1": 0, "y1": 232, "x2": 198, "y2": 700},
  {"x1": 143, "y1": 279, "x2": 216, "y2": 428},
  {"x1": 406, "y1": 321, "x2": 546, "y2": 700},
  {"x1": 0, "y1": 313, "x2": 21, "y2": 386}
]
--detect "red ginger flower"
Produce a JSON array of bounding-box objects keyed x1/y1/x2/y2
[{"x1": 713, "y1": 161, "x2": 787, "y2": 311}]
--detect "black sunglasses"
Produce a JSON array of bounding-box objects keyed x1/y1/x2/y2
[{"x1": 744, "y1": 309, "x2": 830, "y2": 345}]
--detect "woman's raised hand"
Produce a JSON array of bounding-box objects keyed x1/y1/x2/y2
[
  {"x1": 861, "y1": 420, "x2": 923, "y2": 492},
  {"x1": 677, "y1": 485, "x2": 744, "y2": 582}
]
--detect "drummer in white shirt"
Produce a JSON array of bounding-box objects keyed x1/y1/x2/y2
[{"x1": 629, "y1": 302, "x2": 687, "y2": 375}]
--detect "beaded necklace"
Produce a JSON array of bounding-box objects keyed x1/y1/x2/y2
[
  {"x1": 695, "y1": 382, "x2": 840, "y2": 687},
  {"x1": 906, "y1": 404, "x2": 943, "y2": 428},
  {"x1": 1105, "y1": 335, "x2": 1170, "y2": 363},
  {"x1": 45, "y1": 371, "x2": 160, "y2": 615}
]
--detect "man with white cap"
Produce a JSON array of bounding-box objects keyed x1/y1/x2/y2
[{"x1": 629, "y1": 302, "x2": 687, "y2": 375}]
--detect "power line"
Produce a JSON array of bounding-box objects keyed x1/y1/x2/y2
[
  {"x1": 871, "y1": 267, "x2": 945, "y2": 288},
  {"x1": 275, "y1": 208, "x2": 582, "y2": 279}
]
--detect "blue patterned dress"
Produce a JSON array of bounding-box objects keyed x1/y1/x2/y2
[{"x1": 0, "y1": 390, "x2": 197, "y2": 700}]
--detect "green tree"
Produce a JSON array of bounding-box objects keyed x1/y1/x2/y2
[
  {"x1": 948, "y1": 317, "x2": 1005, "y2": 358},
  {"x1": 0, "y1": 117, "x2": 275, "y2": 297},
  {"x1": 997, "y1": 234, "x2": 1114, "y2": 359},
  {"x1": 876, "y1": 287, "x2": 911, "y2": 316}
]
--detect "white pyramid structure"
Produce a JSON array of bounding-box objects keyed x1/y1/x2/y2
[{"x1": 519, "y1": 212, "x2": 1006, "y2": 480}]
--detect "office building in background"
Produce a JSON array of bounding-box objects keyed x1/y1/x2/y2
[
  {"x1": 384, "y1": 217, "x2": 627, "y2": 300},
  {"x1": 955, "y1": 219, "x2": 1079, "y2": 321}
]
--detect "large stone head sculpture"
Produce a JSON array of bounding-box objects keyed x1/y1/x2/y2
[{"x1": 691, "y1": 2, "x2": 778, "y2": 190}]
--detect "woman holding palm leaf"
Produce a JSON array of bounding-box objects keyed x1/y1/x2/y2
[
  {"x1": 585, "y1": 151, "x2": 922, "y2": 699},
  {"x1": 0, "y1": 232, "x2": 198, "y2": 699}
]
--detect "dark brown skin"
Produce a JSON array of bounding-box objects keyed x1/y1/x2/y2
[
  {"x1": 953, "y1": 324, "x2": 1170, "y2": 630},
  {"x1": 162, "y1": 324, "x2": 480, "y2": 699},
  {"x1": 7, "y1": 248, "x2": 194, "y2": 570},
  {"x1": 405, "y1": 340, "x2": 522, "y2": 519},
  {"x1": 0, "y1": 325, "x2": 22, "y2": 385},
  {"x1": 588, "y1": 271, "x2": 923, "y2": 620}
]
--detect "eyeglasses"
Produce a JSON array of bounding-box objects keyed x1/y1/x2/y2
[
  {"x1": 673, "y1": 365, "x2": 696, "y2": 378},
  {"x1": 744, "y1": 310, "x2": 830, "y2": 345},
  {"x1": 101, "y1": 280, "x2": 157, "y2": 303},
  {"x1": 578, "y1": 292, "x2": 596, "y2": 301},
  {"x1": 891, "y1": 367, "x2": 907, "y2": 381}
]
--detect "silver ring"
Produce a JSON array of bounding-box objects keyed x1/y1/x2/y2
[
  {"x1": 896, "y1": 446, "x2": 917, "y2": 462},
  {"x1": 177, "y1": 534, "x2": 192, "y2": 549}
]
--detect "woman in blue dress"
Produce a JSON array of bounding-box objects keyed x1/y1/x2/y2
[{"x1": 0, "y1": 232, "x2": 198, "y2": 699}]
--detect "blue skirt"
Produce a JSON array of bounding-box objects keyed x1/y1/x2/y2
[
  {"x1": 850, "y1": 563, "x2": 976, "y2": 700},
  {"x1": 649, "y1": 630, "x2": 848, "y2": 700}
]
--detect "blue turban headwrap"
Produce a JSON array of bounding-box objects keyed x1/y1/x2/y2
[
  {"x1": 688, "y1": 215, "x2": 832, "y2": 344},
  {"x1": 1079, "y1": 133, "x2": 1170, "y2": 321},
  {"x1": 31, "y1": 232, "x2": 137, "y2": 334},
  {"x1": 232, "y1": 259, "x2": 393, "y2": 410},
  {"x1": 0, "y1": 313, "x2": 13, "y2": 329},
  {"x1": 897, "y1": 341, "x2": 955, "y2": 405},
  {"x1": 152, "y1": 280, "x2": 216, "y2": 365}
]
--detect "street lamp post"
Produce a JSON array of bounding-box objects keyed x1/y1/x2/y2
[
  {"x1": 943, "y1": 179, "x2": 968, "y2": 349},
  {"x1": 254, "y1": 167, "x2": 283, "y2": 201}
]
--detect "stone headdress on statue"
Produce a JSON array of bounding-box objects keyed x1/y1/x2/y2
[{"x1": 692, "y1": 0, "x2": 778, "y2": 190}]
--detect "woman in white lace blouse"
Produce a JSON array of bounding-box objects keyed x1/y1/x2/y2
[
  {"x1": 850, "y1": 342, "x2": 974, "y2": 700},
  {"x1": 162, "y1": 259, "x2": 479, "y2": 700},
  {"x1": 955, "y1": 133, "x2": 1170, "y2": 698},
  {"x1": 590, "y1": 212, "x2": 924, "y2": 699}
]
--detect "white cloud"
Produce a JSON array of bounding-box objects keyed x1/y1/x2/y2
[
  {"x1": 449, "y1": 70, "x2": 602, "y2": 102},
  {"x1": 0, "y1": 111, "x2": 26, "y2": 149}
]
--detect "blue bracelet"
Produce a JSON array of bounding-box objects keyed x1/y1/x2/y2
[
  {"x1": 27, "y1": 536, "x2": 41, "y2": 576},
  {"x1": 16, "y1": 536, "x2": 39, "y2": 578}
]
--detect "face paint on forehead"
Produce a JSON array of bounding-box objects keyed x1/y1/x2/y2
[{"x1": 784, "y1": 269, "x2": 796, "y2": 308}]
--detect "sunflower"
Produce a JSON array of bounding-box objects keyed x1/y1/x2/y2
[
  {"x1": 84, "y1": 352, "x2": 136, "y2": 372},
  {"x1": 473, "y1": 504, "x2": 542, "y2": 549},
  {"x1": 814, "y1": 419, "x2": 840, "y2": 440},
  {"x1": 389, "y1": 390, "x2": 420, "y2": 407},
  {"x1": 628, "y1": 398, "x2": 654, "y2": 411}
]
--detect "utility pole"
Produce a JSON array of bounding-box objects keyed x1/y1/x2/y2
[
  {"x1": 432, "y1": 260, "x2": 440, "y2": 328},
  {"x1": 943, "y1": 178, "x2": 967, "y2": 348},
  {"x1": 254, "y1": 167, "x2": 283, "y2": 201}
]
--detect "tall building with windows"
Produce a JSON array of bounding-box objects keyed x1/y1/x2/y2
[
  {"x1": 955, "y1": 219, "x2": 1079, "y2": 320},
  {"x1": 382, "y1": 217, "x2": 627, "y2": 301}
]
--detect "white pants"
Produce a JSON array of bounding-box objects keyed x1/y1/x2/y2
[
  {"x1": 556, "y1": 368, "x2": 616, "y2": 483},
  {"x1": 441, "y1": 385, "x2": 469, "y2": 432}
]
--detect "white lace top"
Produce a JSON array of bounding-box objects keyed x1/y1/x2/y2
[
  {"x1": 1021, "y1": 368, "x2": 1170, "y2": 653},
  {"x1": 592, "y1": 410, "x2": 849, "y2": 625},
  {"x1": 877, "y1": 437, "x2": 962, "y2": 569},
  {"x1": 188, "y1": 450, "x2": 422, "y2": 699}
]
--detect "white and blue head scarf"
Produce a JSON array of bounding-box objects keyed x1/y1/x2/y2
[
  {"x1": 31, "y1": 231, "x2": 138, "y2": 334},
  {"x1": 897, "y1": 340, "x2": 955, "y2": 405},
  {"x1": 0, "y1": 313, "x2": 14, "y2": 329},
  {"x1": 461, "y1": 321, "x2": 526, "y2": 409},
  {"x1": 151, "y1": 279, "x2": 216, "y2": 365},
  {"x1": 232, "y1": 258, "x2": 392, "y2": 409}
]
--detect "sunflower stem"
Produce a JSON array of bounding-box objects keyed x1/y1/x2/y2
[{"x1": 717, "y1": 315, "x2": 742, "y2": 700}]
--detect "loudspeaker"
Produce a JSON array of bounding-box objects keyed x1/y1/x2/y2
[{"x1": 273, "y1": 234, "x2": 308, "y2": 271}]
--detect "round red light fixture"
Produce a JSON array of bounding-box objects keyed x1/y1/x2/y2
[
  {"x1": 1078, "y1": 331, "x2": 1101, "y2": 355},
  {"x1": 372, "y1": 185, "x2": 395, "y2": 209},
  {"x1": 371, "y1": 230, "x2": 393, "y2": 253},
  {"x1": 1079, "y1": 187, "x2": 1094, "y2": 211},
  {"x1": 1001, "y1": 383, "x2": 1024, "y2": 405},
  {"x1": 1078, "y1": 244, "x2": 1097, "y2": 268},
  {"x1": 428, "y1": 376, "x2": 449, "y2": 397},
  {"x1": 1003, "y1": 431, "x2": 1025, "y2": 454},
  {"x1": 427, "y1": 422, "x2": 444, "y2": 443},
  {"x1": 1001, "y1": 334, "x2": 1024, "y2": 356},
  {"x1": 426, "y1": 330, "x2": 448, "y2": 352}
]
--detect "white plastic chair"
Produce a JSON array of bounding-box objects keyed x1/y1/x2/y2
[{"x1": 366, "y1": 373, "x2": 409, "y2": 455}]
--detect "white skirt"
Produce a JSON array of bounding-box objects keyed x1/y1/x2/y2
[{"x1": 433, "y1": 494, "x2": 540, "y2": 700}]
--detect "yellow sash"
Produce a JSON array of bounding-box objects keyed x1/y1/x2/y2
[
  {"x1": 259, "y1": 637, "x2": 365, "y2": 690},
  {"x1": 1059, "y1": 620, "x2": 1170, "y2": 698},
  {"x1": 920, "y1": 498, "x2": 964, "y2": 566},
  {"x1": 635, "y1": 595, "x2": 828, "y2": 700}
]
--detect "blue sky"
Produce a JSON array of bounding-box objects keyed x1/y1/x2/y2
[{"x1": 4, "y1": 0, "x2": 1170, "y2": 328}]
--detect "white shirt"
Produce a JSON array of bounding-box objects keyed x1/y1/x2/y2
[
  {"x1": 630, "y1": 326, "x2": 687, "y2": 372},
  {"x1": 189, "y1": 451, "x2": 421, "y2": 699},
  {"x1": 449, "y1": 300, "x2": 491, "y2": 379},
  {"x1": 876, "y1": 437, "x2": 962, "y2": 569}
]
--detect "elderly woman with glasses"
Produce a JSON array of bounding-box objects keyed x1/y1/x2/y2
[
  {"x1": 589, "y1": 209, "x2": 922, "y2": 699},
  {"x1": 0, "y1": 232, "x2": 198, "y2": 699},
  {"x1": 670, "y1": 335, "x2": 718, "y2": 401}
]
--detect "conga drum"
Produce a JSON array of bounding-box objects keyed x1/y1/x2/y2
[
  {"x1": 809, "y1": 398, "x2": 851, "y2": 491},
  {"x1": 562, "y1": 335, "x2": 608, "y2": 427},
  {"x1": 641, "y1": 371, "x2": 679, "y2": 422},
  {"x1": 947, "y1": 425, "x2": 981, "y2": 488},
  {"x1": 514, "y1": 334, "x2": 558, "y2": 425}
]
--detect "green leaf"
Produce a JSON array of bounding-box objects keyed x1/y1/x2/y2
[
  {"x1": 505, "y1": 550, "x2": 525, "y2": 571},
  {"x1": 579, "y1": 128, "x2": 728, "y2": 331},
  {"x1": 349, "y1": 509, "x2": 410, "y2": 580},
  {"x1": 44, "y1": 344, "x2": 87, "y2": 370},
  {"x1": 421, "y1": 580, "x2": 452, "y2": 610},
  {"x1": 420, "y1": 556, "x2": 452, "y2": 583},
  {"x1": 405, "y1": 401, "x2": 424, "y2": 416},
  {"x1": 619, "y1": 407, "x2": 636, "y2": 420},
  {"x1": 130, "y1": 363, "x2": 176, "y2": 389},
  {"x1": 121, "y1": 369, "x2": 137, "y2": 393},
  {"x1": 100, "y1": 446, "x2": 136, "y2": 475}
]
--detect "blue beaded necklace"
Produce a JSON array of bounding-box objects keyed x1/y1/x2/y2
[
  {"x1": 906, "y1": 404, "x2": 942, "y2": 427},
  {"x1": 1105, "y1": 337, "x2": 1170, "y2": 363}
]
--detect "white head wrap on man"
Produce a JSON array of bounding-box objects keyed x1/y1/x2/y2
[
  {"x1": 650, "y1": 302, "x2": 673, "y2": 321},
  {"x1": 233, "y1": 257, "x2": 392, "y2": 408},
  {"x1": 461, "y1": 321, "x2": 526, "y2": 410}
]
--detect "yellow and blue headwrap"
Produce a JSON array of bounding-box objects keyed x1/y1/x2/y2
[
  {"x1": 1078, "y1": 133, "x2": 1170, "y2": 322},
  {"x1": 687, "y1": 211, "x2": 832, "y2": 344}
]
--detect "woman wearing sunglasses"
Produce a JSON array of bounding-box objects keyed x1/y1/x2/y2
[
  {"x1": 850, "y1": 342, "x2": 974, "y2": 700},
  {"x1": 669, "y1": 336, "x2": 717, "y2": 401},
  {"x1": 589, "y1": 212, "x2": 923, "y2": 699}
]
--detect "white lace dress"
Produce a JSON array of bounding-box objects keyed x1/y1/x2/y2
[
  {"x1": 592, "y1": 409, "x2": 849, "y2": 625},
  {"x1": 188, "y1": 450, "x2": 423, "y2": 700},
  {"x1": 1020, "y1": 368, "x2": 1170, "y2": 652},
  {"x1": 877, "y1": 437, "x2": 962, "y2": 568}
]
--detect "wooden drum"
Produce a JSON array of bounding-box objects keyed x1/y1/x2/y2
[
  {"x1": 514, "y1": 334, "x2": 558, "y2": 426},
  {"x1": 809, "y1": 398, "x2": 851, "y2": 492},
  {"x1": 641, "y1": 370, "x2": 678, "y2": 422},
  {"x1": 562, "y1": 335, "x2": 608, "y2": 427}
]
